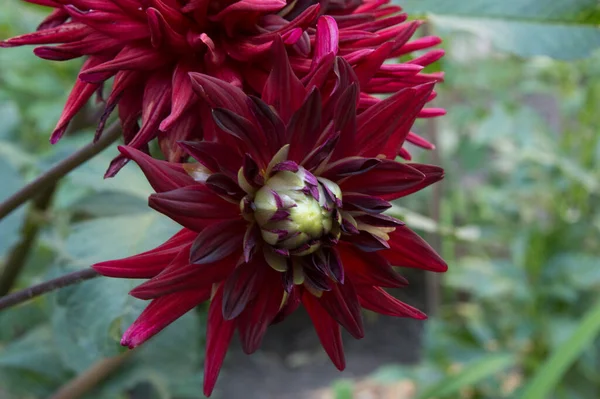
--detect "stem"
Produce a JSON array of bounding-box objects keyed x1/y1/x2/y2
[
  {"x1": 49, "y1": 351, "x2": 133, "y2": 399},
  {"x1": 0, "y1": 121, "x2": 121, "y2": 221},
  {"x1": 0, "y1": 185, "x2": 56, "y2": 296},
  {"x1": 0, "y1": 268, "x2": 99, "y2": 311}
]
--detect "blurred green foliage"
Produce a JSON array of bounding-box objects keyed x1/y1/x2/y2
[{"x1": 1, "y1": 1, "x2": 599, "y2": 399}]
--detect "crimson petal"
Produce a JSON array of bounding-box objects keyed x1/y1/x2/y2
[
  {"x1": 384, "y1": 226, "x2": 448, "y2": 272},
  {"x1": 358, "y1": 286, "x2": 427, "y2": 320},
  {"x1": 222, "y1": 258, "x2": 266, "y2": 320},
  {"x1": 121, "y1": 287, "x2": 210, "y2": 349},
  {"x1": 303, "y1": 292, "x2": 346, "y2": 370},
  {"x1": 318, "y1": 278, "x2": 364, "y2": 339},
  {"x1": 204, "y1": 284, "x2": 236, "y2": 397}
]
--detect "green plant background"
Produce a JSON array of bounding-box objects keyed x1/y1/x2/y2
[{"x1": 0, "y1": 1, "x2": 599, "y2": 398}]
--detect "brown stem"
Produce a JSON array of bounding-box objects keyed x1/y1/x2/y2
[
  {"x1": 0, "y1": 185, "x2": 56, "y2": 296},
  {"x1": 49, "y1": 351, "x2": 133, "y2": 399},
  {"x1": 0, "y1": 268, "x2": 99, "y2": 311},
  {"x1": 0, "y1": 121, "x2": 121, "y2": 221}
]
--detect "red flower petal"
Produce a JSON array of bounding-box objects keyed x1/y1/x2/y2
[
  {"x1": 117, "y1": 146, "x2": 195, "y2": 193},
  {"x1": 121, "y1": 287, "x2": 210, "y2": 349},
  {"x1": 339, "y1": 244, "x2": 408, "y2": 288},
  {"x1": 303, "y1": 292, "x2": 346, "y2": 370},
  {"x1": 92, "y1": 228, "x2": 195, "y2": 279},
  {"x1": 204, "y1": 283, "x2": 236, "y2": 397},
  {"x1": 384, "y1": 226, "x2": 448, "y2": 272},
  {"x1": 190, "y1": 220, "x2": 246, "y2": 265},
  {"x1": 237, "y1": 267, "x2": 284, "y2": 353},
  {"x1": 318, "y1": 278, "x2": 364, "y2": 339},
  {"x1": 358, "y1": 286, "x2": 427, "y2": 320}
]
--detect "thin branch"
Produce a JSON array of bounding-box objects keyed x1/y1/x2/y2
[
  {"x1": 0, "y1": 121, "x2": 121, "y2": 221},
  {"x1": 49, "y1": 351, "x2": 133, "y2": 399},
  {"x1": 0, "y1": 268, "x2": 99, "y2": 311},
  {"x1": 0, "y1": 184, "x2": 56, "y2": 296}
]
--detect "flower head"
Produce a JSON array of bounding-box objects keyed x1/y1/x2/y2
[
  {"x1": 2, "y1": 2, "x2": 443, "y2": 174},
  {"x1": 93, "y1": 39, "x2": 446, "y2": 396}
]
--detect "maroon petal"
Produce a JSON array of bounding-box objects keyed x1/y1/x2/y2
[
  {"x1": 272, "y1": 288, "x2": 301, "y2": 324},
  {"x1": 346, "y1": 230, "x2": 390, "y2": 252},
  {"x1": 340, "y1": 160, "x2": 426, "y2": 200},
  {"x1": 206, "y1": 173, "x2": 246, "y2": 201},
  {"x1": 339, "y1": 244, "x2": 408, "y2": 288},
  {"x1": 118, "y1": 146, "x2": 194, "y2": 193},
  {"x1": 178, "y1": 141, "x2": 241, "y2": 178},
  {"x1": 121, "y1": 287, "x2": 210, "y2": 349},
  {"x1": 262, "y1": 36, "x2": 306, "y2": 123},
  {"x1": 318, "y1": 278, "x2": 364, "y2": 339},
  {"x1": 149, "y1": 185, "x2": 239, "y2": 226},
  {"x1": 342, "y1": 193, "x2": 391, "y2": 214},
  {"x1": 189, "y1": 72, "x2": 251, "y2": 118},
  {"x1": 303, "y1": 292, "x2": 346, "y2": 370},
  {"x1": 190, "y1": 220, "x2": 246, "y2": 265},
  {"x1": 212, "y1": 108, "x2": 265, "y2": 164},
  {"x1": 247, "y1": 95, "x2": 286, "y2": 157},
  {"x1": 331, "y1": 83, "x2": 359, "y2": 160},
  {"x1": 321, "y1": 156, "x2": 380, "y2": 180},
  {"x1": 287, "y1": 88, "x2": 322, "y2": 162},
  {"x1": 237, "y1": 267, "x2": 285, "y2": 354},
  {"x1": 358, "y1": 286, "x2": 427, "y2": 320},
  {"x1": 384, "y1": 226, "x2": 448, "y2": 272},
  {"x1": 222, "y1": 257, "x2": 266, "y2": 320},
  {"x1": 92, "y1": 228, "x2": 195, "y2": 279},
  {"x1": 204, "y1": 283, "x2": 236, "y2": 397},
  {"x1": 131, "y1": 252, "x2": 238, "y2": 300},
  {"x1": 355, "y1": 213, "x2": 404, "y2": 228},
  {"x1": 394, "y1": 163, "x2": 444, "y2": 197}
]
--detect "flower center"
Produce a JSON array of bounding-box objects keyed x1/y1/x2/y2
[{"x1": 245, "y1": 166, "x2": 342, "y2": 256}]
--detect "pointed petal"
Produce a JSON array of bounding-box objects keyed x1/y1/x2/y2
[
  {"x1": 303, "y1": 292, "x2": 346, "y2": 370},
  {"x1": 117, "y1": 146, "x2": 195, "y2": 193},
  {"x1": 384, "y1": 226, "x2": 447, "y2": 272},
  {"x1": 222, "y1": 257, "x2": 266, "y2": 320},
  {"x1": 121, "y1": 288, "x2": 210, "y2": 349},
  {"x1": 358, "y1": 286, "x2": 427, "y2": 320},
  {"x1": 190, "y1": 220, "x2": 246, "y2": 265},
  {"x1": 318, "y1": 279, "x2": 364, "y2": 339},
  {"x1": 204, "y1": 284, "x2": 236, "y2": 397}
]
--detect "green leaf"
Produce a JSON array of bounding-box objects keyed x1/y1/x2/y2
[
  {"x1": 520, "y1": 297, "x2": 600, "y2": 399},
  {"x1": 0, "y1": 326, "x2": 71, "y2": 397},
  {"x1": 400, "y1": 0, "x2": 600, "y2": 59},
  {"x1": 416, "y1": 353, "x2": 515, "y2": 399}
]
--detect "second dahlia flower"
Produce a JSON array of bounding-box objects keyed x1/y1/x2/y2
[
  {"x1": 2, "y1": 1, "x2": 444, "y2": 174},
  {"x1": 93, "y1": 39, "x2": 446, "y2": 396}
]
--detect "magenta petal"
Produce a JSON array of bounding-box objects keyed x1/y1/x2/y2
[{"x1": 121, "y1": 287, "x2": 210, "y2": 349}]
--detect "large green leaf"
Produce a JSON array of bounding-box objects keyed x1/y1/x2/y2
[
  {"x1": 520, "y1": 297, "x2": 600, "y2": 399},
  {"x1": 400, "y1": 0, "x2": 600, "y2": 59}
]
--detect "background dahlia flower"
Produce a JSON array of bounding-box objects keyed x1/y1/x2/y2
[
  {"x1": 1, "y1": 1, "x2": 443, "y2": 175},
  {"x1": 92, "y1": 39, "x2": 447, "y2": 396}
]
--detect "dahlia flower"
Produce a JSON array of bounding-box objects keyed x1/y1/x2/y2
[
  {"x1": 93, "y1": 39, "x2": 446, "y2": 396},
  {"x1": 1, "y1": 1, "x2": 443, "y2": 175}
]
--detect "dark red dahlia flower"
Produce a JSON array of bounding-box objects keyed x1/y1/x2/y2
[
  {"x1": 92, "y1": 40, "x2": 446, "y2": 397},
  {"x1": 1, "y1": 1, "x2": 443, "y2": 174}
]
